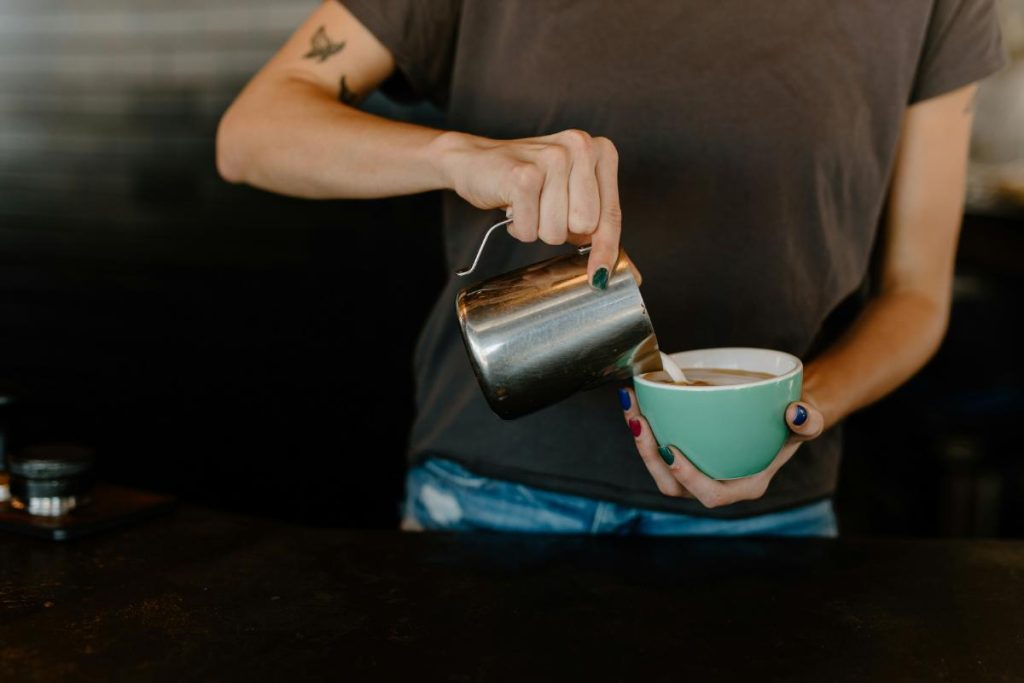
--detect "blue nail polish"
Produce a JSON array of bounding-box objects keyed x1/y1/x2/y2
[
  {"x1": 658, "y1": 445, "x2": 675, "y2": 466},
  {"x1": 618, "y1": 388, "x2": 631, "y2": 411},
  {"x1": 793, "y1": 404, "x2": 808, "y2": 426}
]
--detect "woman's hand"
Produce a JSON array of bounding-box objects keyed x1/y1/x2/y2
[
  {"x1": 436, "y1": 129, "x2": 622, "y2": 289},
  {"x1": 618, "y1": 387, "x2": 824, "y2": 508}
]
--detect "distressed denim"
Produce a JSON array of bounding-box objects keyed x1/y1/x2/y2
[{"x1": 403, "y1": 458, "x2": 838, "y2": 537}]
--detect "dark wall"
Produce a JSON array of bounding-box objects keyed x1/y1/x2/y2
[
  {"x1": 838, "y1": 214, "x2": 1024, "y2": 538},
  {"x1": 2, "y1": 0, "x2": 1022, "y2": 535},
  {"x1": 0, "y1": 0, "x2": 446, "y2": 526}
]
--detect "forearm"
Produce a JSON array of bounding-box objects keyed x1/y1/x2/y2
[
  {"x1": 215, "y1": 64, "x2": 623, "y2": 278},
  {"x1": 803, "y1": 83, "x2": 981, "y2": 430},
  {"x1": 803, "y1": 288, "x2": 949, "y2": 430},
  {"x1": 217, "y1": 75, "x2": 461, "y2": 200}
]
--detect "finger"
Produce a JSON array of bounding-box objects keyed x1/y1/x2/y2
[
  {"x1": 587, "y1": 137, "x2": 622, "y2": 290},
  {"x1": 620, "y1": 386, "x2": 641, "y2": 424},
  {"x1": 624, "y1": 409, "x2": 689, "y2": 498},
  {"x1": 536, "y1": 146, "x2": 570, "y2": 245},
  {"x1": 507, "y1": 163, "x2": 542, "y2": 243},
  {"x1": 721, "y1": 436, "x2": 808, "y2": 503},
  {"x1": 618, "y1": 388, "x2": 690, "y2": 497},
  {"x1": 562, "y1": 131, "x2": 600, "y2": 235},
  {"x1": 762, "y1": 439, "x2": 804, "y2": 480},
  {"x1": 660, "y1": 446, "x2": 730, "y2": 508},
  {"x1": 567, "y1": 161, "x2": 599, "y2": 236},
  {"x1": 623, "y1": 385, "x2": 776, "y2": 507},
  {"x1": 785, "y1": 401, "x2": 824, "y2": 441}
]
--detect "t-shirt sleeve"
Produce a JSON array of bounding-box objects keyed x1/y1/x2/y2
[
  {"x1": 909, "y1": 0, "x2": 1008, "y2": 104},
  {"x1": 340, "y1": 0, "x2": 462, "y2": 106}
]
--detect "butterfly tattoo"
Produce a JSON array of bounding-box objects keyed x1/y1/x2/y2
[{"x1": 303, "y1": 26, "x2": 345, "y2": 63}]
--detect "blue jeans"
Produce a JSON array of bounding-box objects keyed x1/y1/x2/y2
[{"x1": 403, "y1": 458, "x2": 838, "y2": 537}]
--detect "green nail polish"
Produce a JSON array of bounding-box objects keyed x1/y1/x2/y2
[
  {"x1": 592, "y1": 267, "x2": 609, "y2": 290},
  {"x1": 658, "y1": 445, "x2": 675, "y2": 466}
]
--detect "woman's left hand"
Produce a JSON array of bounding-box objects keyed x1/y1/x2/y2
[{"x1": 618, "y1": 387, "x2": 824, "y2": 508}]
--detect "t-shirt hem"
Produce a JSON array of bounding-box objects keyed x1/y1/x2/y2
[{"x1": 409, "y1": 452, "x2": 835, "y2": 520}]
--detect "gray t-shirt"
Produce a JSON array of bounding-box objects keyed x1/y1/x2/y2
[{"x1": 344, "y1": 0, "x2": 1006, "y2": 517}]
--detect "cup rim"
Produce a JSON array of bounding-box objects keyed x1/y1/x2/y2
[{"x1": 633, "y1": 347, "x2": 803, "y2": 392}]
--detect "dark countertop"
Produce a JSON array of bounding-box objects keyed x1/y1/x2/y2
[{"x1": 1, "y1": 506, "x2": 1022, "y2": 682}]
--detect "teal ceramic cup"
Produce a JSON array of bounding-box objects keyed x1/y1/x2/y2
[{"x1": 633, "y1": 348, "x2": 802, "y2": 480}]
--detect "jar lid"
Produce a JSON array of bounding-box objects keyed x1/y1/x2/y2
[{"x1": 9, "y1": 444, "x2": 95, "y2": 479}]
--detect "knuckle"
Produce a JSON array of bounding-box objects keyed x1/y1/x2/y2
[
  {"x1": 559, "y1": 128, "x2": 592, "y2": 153},
  {"x1": 515, "y1": 228, "x2": 538, "y2": 242},
  {"x1": 511, "y1": 163, "x2": 542, "y2": 190},
  {"x1": 748, "y1": 482, "x2": 769, "y2": 501},
  {"x1": 508, "y1": 217, "x2": 537, "y2": 242},
  {"x1": 701, "y1": 492, "x2": 725, "y2": 509},
  {"x1": 569, "y1": 207, "x2": 598, "y2": 233},
  {"x1": 657, "y1": 482, "x2": 680, "y2": 497},
  {"x1": 540, "y1": 145, "x2": 569, "y2": 169},
  {"x1": 602, "y1": 202, "x2": 623, "y2": 227},
  {"x1": 594, "y1": 136, "x2": 619, "y2": 162},
  {"x1": 540, "y1": 227, "x2": 567, "y2": 245},
  {"x1": 569, "y1": 194, "x2": 600, "y2": 226},
  {"x1": 669, "y1": 464, "x2": 691, "y2": 484}
]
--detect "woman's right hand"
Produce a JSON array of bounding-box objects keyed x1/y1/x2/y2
[{"x1": 436, "y1": 129, "x2": 622, "y2": 289}]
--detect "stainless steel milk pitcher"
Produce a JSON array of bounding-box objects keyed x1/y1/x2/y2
[{"x1": 456, "y1": 218, "x2": 661, "y2": 419}]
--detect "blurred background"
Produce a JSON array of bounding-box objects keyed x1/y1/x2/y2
[{"x1": 1, "y1": 0, "x2": 1022, "y2": 535}]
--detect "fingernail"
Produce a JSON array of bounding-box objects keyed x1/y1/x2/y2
[
  {"x1": 658, "y1": 445, "x2": 675, "y2": 466},
  {"x1": 628, "y1": 418, "x2": 641, "y2": 437},
  {"x1": 591, "y1": 266, "x2": 610, "y2": 290},
  {"x1": 618, "y1": 388, "x2": 631, "y2": 411},
  {"x1": 793, "y1": 404, "x2": 808, "y2": 426}
]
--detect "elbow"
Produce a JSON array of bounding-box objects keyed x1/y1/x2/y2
[
  {"x1": 911, "y1": 291, "x2": 952, "y2": 363},
  {"x1": 215, "y1": 106, "x2": 249, "y2": 184},
  {"x1": 929, "y1": 305, "x2": 952, "y2": 358}
]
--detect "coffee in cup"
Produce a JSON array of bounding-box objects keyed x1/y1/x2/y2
[{"x1": 641, "y1": 367, "x2": 776, "y2": 387}]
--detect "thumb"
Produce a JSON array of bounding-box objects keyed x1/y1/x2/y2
[{"x1": 786, "y1": 401, "x2": 824, "y2": 441}]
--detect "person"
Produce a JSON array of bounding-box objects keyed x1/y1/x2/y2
[{"x1": 217, "y1": 1, "x2": 1006, "y2": 536}]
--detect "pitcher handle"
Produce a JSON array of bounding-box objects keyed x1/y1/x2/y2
[{"x1": 455, "y1": 216, "x2": 591, "y2": 278}]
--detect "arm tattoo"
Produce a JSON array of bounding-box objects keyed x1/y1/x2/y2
[
  {"x1": 339, "y1": 75, "x2": 361, "y2": 105},
  {"x1": 303, "y1": 26, "x2": 345, "y2": 63}
]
